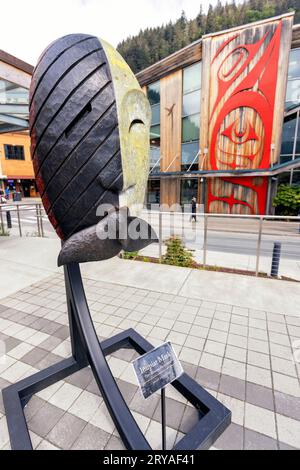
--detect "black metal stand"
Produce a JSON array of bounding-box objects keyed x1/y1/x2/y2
[
  {"x1": 161, "y1": 388, "x2": 166, "y2": 450},
  {"x1": 2, "y1": 263, "x2": 231, "y2": 450}
]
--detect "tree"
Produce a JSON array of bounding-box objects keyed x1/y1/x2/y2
[
  {"x1": 116, "y1": 0, "x2": 300, "y2": 73},
  {"x1": 273, "y1": 184, "x2": 300, "y2": 215}
]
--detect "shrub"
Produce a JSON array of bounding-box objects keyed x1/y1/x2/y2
[
  {"x1": 273, "y1": 184, "x2": 300, "y2": 216},
  {"x1": 162, "y1": 236, "x2": 194, "y2": 268},
  {"x1": 122, "y1": 251, "x2": 139, "y2": 260}
]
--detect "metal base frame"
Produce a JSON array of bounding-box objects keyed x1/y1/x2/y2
[{"x1": 3, "y1": 263, "x2": 231, "y2": 450}]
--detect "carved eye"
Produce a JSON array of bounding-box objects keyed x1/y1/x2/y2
[
  {"x1": 221, "y1": 120, "x2": 259, "y2": 144},
  {"x1": 129, "y1": 119, "x2": 144, "y2": 132}
]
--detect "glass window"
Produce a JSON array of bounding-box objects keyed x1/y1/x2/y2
[
  {"x1": 151, "y1": 103, "x2": 160, "y2": 125},
  {"x1": 182, "y1": 114, "x2": 200, "y2": 143},
  {"x1": 183, "y1": 63, "x2": 202, "y2": 94},
  {"x1": 4, "y1": 144, "x2": 25, "y2": 160},
  {"x1": 277, "y1": 172, "x2": 292, "y2": 186},
  {"x1": 181, "y1": 142, "x2": 199, "y2": 165},
  {"x1": 150, "y1": 124, "x2": 160, "y2": 170},
  {"x1": 182, "y1": 90, "x2": 201, "y2": 117},
  {"x1": 286, "y1": 79, "x2": 300, "y2": 111},
  {"x1": 292, "y1": 170, "x2": 300, "y2": 185},
  {"x1": 288, "y1": 49, "x2": 300, "y2": 80},
  {"x1": 181, "y1": 179, "x2": 198, "y2": 205},
  {"x1": 147, "y1": 180, "x2": 160, "y2": 205},
  {"x1": 281, "y1": 113, "x2": 296, "y2": 156},
  {"x1": 148, "y1": 81, "x2": 160, "y2": 106}
]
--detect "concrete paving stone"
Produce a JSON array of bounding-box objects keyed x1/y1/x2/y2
[
  {"x1": 111, "y1": 348, "x2": 136, "y2": 363},
  {"x1": 116, "y1": 379, "x2": 138, "y2": 405},
  {"x1": 248, "y1": 338, "x2": 269, "y2": 355},
  {"x1": 268, "y1": 321, "x2": 288, "y2": 335},
  {"x1": 1, "y1": 360, "x2": 32, "y2": 382},
  {"x1": 269, "y1": 331, "x2": 291, "y2": 347},
  {"x1": 38, "y1": 336, "x2": 62, "y2": 352},
  {"x1": 24, "y1": 396, "x2": 46, "y2": 421},
  {"x1": 153, "y1": 397, "x2": 185, "y2": 430},
  {"x1": 274, "y1": 391, "x2": 300, "y2": 421},
  {"x1": 232, "y1": 307, "x2": 249, "y2": 317},
  {"x1": 279, "y1": 441, "x2": 298, "y2": 450},
  {"x1": 197, "y1": 308, "x2": 215, "y2": 318},
  {"x1": 200, "y1": 353, "x2": 223, "y2": 373},
  {"x1": 69, "y1": 390, "x2": 103, "y2": 422},
  {"x1": 248, "y1": 350, "x2": 271, "y2": 370},
  {"x1": 246, "y1": 382, "x2": 274, "y2": 412},
  {"x1": 167, "y1": 331, "x2": 187, "y2": 346},
  {"x1": 219, "y1": 375, "x2": 246, "y2": 401},
  {"x1": 214, "y1": 423, "x2": 244, "y2": 450},
  {"x1": 90, "y1": 402, "x2": 116, "y2": 434},
  {"x1": 177, "y1": 313, "x2": 196, "y2": 324},
  {"x1": 108, "y1": 357, "x2": 129, "y2": 379},
  {"x1": 119, "y1": 363, "x2": 138, "y2": 386},
  {"x1": 193, "y1": 316, "x2": 212, "y2": 328},
  {"x1": 247, "y1": 364, "x2": 272, "y2": 388},
  {"x1": 2, "y1": 323, "x2": 25, "y2": 337},
  {"x1": 142, "y1": 315, "x2": 160, "y2": 327},
  {"x1": 3, "y1": 336, "x2": 21, "y2": 353},
  {"x1": 267, "y1": 312, "x2": 286, "y2": 324},
  {"x1": 86, "y1": 378, "x2": 102, "y2": 397},
  {"x1": 207, "y1": 329, "x2": 228, "y2": 344},
  {"x1": 21, "y1": 347, "x2": 49, "y2": 367},
  {"x1": 149, "y1": 327, "x2": 169, "y2": 341},
  {"x1": 36, "y1": 380, "x2": 64, "y2": 402},
  {"x1": 0, "y1": 356, "x2": 16, "y2": 376},
  {"x1": 47, "y1": 412, "x2": 86, "y2": 450},
  {"x1": 195, "y1": 367, "x2": 220, "y2": 392},
  {"x1": 48, "y1": 383, "x2": 82, "y2": 411},
  {"x1": 249, "y1": 318, "x2": 267, "y2": 330},
  {"x1": 217, "y1": 393, "x2": 244, "y2": 426},
  {"x1": 225, "y1": 345, "x2": 247, "y2": 363},
  {"x1": 179, "y1": 347, "x2": 201, "y2": 366},
  {"x1": 29, "y1": 431, "x2": 43, "y2": 450},
  {"x1": 131, "y1": 411, "x2": 150, "y2": 434},
  {"x1": 35, "y1": 352, "x2": 63, "y2": 370},
  {"x1": 244, "y1": 429, "x2": 278, "y2": 450},
  {"x1": 286, "y1": 316, "x2": 300, "y2": 327},
  {"x1": 36, "y1": 439, "x2": 60, "y2": 450},
  {"x1": 52, "y1": 325, "x2": 69, "y2": 340},
  {"x1": 216, "y1": 303, "x2": 232, "y2": 313},
  {"x1": 214, "y1": 311, "x2": 231, "y2": 323},
  {"x1": 273, "y1": 372, "x2": 300, "y2": 397},
  {"x1": 222, "y1": 358, "x2": 246, "y2": 381},
  {"x1": 0, "y1": 415, "x2": 9, "y2": 450},
  {"x1": 130, "y1": 389, "x2": 160, "y2": 419},
  {"x1": 249, "y1": 327, "x2": 268, "y2": 342},
  {"x1": 187, "y1": 298, "x2": 203, "y2": 308},
  {"x1": 245, "y1": 403, "x2": 277, "y2": 439},
  {"x1": 173, "y1": 321, "x2": 192, "y2": 335},
  {"x1": 118, "y1": 319, "x2": 138, "y2": 331},
  {"x1": 156, "y1": 318, "x2": 175, "y2": 329},
  {"x1": 211, "y1": 319, "x2": 230, "y2": 333},
  {"x1": 26, "y1": 331, "x2": 50, "y2": 346},
  {"x1": 270, "y1": 342, "x2": 292, "y2": 360},
  {"x1": 229, "y1": 324, "x2": 248, "y2": 337},
  {"x1": 288, "y1": 325, "x2": 300, "y2": 338},
  {"x1": 145, "y1": 419, "x2": 177, "y2": 450},
  {"x1": 104, "y1": 435, "x2": 126, "y2": 450},
  {"x1": 204, "y1": 340, "x2": 226, "y2": 357},
  {"x1": 52, "y1": 339, "x2": 71, "y2": 358},
  {"x1": 28, "y1": 402, "x2": 65, "y2": 437},
  {"x1": 180, "y1": 361, "x2": 198, "y2": 379},
  {"x1": 276, "y1": 414, "x2": 300, "y2": 449},
  {"x1": 227, "y1": 333, "x2": 248, "y2": 349},
  {"x1": 271, "y1": 356, "x2": 297, "y2": 377},
  {"x1": 71, "y1": 423, "x2": 110, "y2": 450}
]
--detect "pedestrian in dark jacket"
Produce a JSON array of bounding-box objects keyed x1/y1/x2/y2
[{"x1": 191, "y1": 197, "x2": 197, "y2": 222}]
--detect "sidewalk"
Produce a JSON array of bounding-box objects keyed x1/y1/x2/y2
[{"x1": 0, "y1": 237, "x2": 299, "y2": 450}]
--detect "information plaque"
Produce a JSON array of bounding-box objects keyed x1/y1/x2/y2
[{"x1": 133, "y1": 342, "x2": 183, "y2": 399}]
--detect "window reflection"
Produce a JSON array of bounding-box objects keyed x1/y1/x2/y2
[
  {"x1": 286, "y1": 48, "x2": 300, "y2": 111},
  {"x1": 148, "y1": 81, "x2": 161, "y2": 171},
  {"x1": 182, "y1": 62, "x2": 201, "y2": 169}
]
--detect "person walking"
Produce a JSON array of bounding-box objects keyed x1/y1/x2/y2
[
  {"x1": 5, "y1": 187, "x2": 10, "y2": 201},
  {"x1": 191, "y1": 197, "x2": 197, "y2": 222}
]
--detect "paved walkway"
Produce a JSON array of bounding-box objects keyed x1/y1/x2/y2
[{"x1": 0, "y1": 238, "x2": 299, "y2": 450}]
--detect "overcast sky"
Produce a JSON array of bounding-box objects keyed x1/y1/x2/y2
[{"x1": 0, "y1": 0, "x2": 221, "y2": 66}]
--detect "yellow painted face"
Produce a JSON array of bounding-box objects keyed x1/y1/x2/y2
[{"x1": 100, "y1": 39, "x2": 151, "y2": 216}]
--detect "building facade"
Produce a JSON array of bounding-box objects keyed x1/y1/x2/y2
[
  {"x1": 0, "y1": 48, "x2": 35, "y2": 198},
  {"x1": 137, "y1": 13, "x2": 300, "y2": 215}
]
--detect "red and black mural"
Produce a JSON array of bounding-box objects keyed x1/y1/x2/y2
[{"x1": 203, "y1": 16, "x2": 293, "y2": 214}]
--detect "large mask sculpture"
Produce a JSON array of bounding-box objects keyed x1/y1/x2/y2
[{"x1": 29, "y1": 34, "x2": 157, "y2": 265}]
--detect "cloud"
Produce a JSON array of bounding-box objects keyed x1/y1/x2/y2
[{"x1": 0, "y1": 0, "x2": 218, "y2": 65}]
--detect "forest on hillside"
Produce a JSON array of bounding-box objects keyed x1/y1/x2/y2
[{"x1": 117, "y1": 0, "x2": 300, "y2": 73}]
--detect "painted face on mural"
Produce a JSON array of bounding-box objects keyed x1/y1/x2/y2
[{"x1": 216, "y1": 107, "x2": 264, "y2": 170}]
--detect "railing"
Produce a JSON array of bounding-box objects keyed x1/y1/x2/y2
[
  {"x1": 1, "y1": 202, "x2": 299, "y2": 280},
  {"x1": 0, "y1": 202, "x2": 46, "y2": 238},
  {"x1": 140, "y1": 210, "x2": 300, "y2": 280}
]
